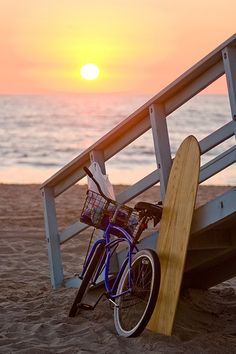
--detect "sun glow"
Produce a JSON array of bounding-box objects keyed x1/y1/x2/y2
[{"x1": 80, "y1": 63, "x2": 100, "y2": 80}]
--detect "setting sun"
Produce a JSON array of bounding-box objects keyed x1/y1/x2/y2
[{"x1": 80, "y1": 64, "x2": 100, "y2": 80}]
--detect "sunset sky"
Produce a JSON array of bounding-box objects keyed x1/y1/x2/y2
[{"x1": 0, "y1": 0, "x2": 235, "y2": 95}]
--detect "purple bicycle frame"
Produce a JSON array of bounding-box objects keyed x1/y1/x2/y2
[{"x1": 81, "y1": 221, "x2": 138, "y2": 301}]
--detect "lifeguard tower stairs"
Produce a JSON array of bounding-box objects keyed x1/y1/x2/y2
[{"x1": 41, "y1": 34, "x2": 236, "y2": 291}]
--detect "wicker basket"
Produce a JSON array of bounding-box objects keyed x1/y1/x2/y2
[{"x1": 80, "y1": 190, "x2": 140, "y2": 237}]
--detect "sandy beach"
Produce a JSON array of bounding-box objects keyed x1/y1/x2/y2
[{"x1": 0, "y1": 183, "x2": 236, "y2": 353}]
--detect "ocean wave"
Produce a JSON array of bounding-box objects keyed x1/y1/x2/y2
[{"x1": 0, "y1": 94, "x2": 234, "y2": 185}]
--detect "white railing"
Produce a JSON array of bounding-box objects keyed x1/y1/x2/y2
[{"x1": 41, "y1": 33, "x2": 236, "y2": 288}]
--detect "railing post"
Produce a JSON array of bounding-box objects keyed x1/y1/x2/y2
[
  {"x1": 42, "y1": 186, "x2": 64, "y2": 288},
  {"x1": 222, "y1": 46, "x2": 236, "y2": 133},
  {"x1": 149, "y1": 103, "x2": 172, "y2": 200},
  {"x1": 90, "y1": 149, "x2": 106, "y2": 173}
]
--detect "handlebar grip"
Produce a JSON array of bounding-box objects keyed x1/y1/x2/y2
[{"x1": 83, "y1": 166, "x2": 93, "y2": 179}]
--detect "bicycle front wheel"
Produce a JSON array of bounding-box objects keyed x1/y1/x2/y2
[
  {"x1": 69, "y1": 242, "x2": 105, "y2": 317},
  {"x1": 114, "y1": 249, "x2": 160, "y2": 337}
]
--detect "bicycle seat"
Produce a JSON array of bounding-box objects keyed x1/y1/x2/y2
[{"x1": 134, "y1": 202, "x2": 163, "y2": 223}]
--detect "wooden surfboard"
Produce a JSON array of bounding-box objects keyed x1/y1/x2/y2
[{"x1": 147, "y1": 135, "x2": 200, "y2": 336}]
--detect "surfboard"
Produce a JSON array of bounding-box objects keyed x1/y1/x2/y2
[{"x1": 147, "y1": 135, "x2": 200, "y2": 336}]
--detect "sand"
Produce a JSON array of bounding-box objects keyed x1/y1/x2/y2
[{"x1": 0, "y1": 183, "x2": 236, "y2": 353}]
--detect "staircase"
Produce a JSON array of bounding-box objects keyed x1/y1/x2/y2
[{"x1": 41, "y1": 33, "x2": 236, "y2": 289}]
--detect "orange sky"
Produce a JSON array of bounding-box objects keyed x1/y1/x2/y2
[{"x1": 0, "y1": 0, "x2": 235, "y2": 95}]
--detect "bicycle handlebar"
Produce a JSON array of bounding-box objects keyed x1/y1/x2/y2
[{"x1": 83, "y1": 166, "x2": 113, "y2": 203}]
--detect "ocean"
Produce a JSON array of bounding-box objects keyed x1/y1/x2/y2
[{"x1": 0, "y1": 94, "x2": 235, "y2": 185}]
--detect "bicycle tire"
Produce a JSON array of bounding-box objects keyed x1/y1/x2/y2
[
  {"x1": 114, "y1": 249, "x2": 160, "y2": 337},
  {"x1": 69, "y1": 242, "x2": 105, "y2": 317}
]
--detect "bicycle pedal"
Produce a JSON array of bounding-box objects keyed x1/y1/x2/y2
[{"x1": 79, "y1": 303, "x2": 94, "y2": 310}]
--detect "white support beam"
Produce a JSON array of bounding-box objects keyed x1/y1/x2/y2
[
  {"x1": 149, "y1": 103, "x2": 172, "y2": 199},
  {"x1": 42, "y1": 187, "x2": 64, "y2": 288},
  {"x1": 102, "y1": 114, "x2": 151, "y2": 162},
  {"x1": 54, "y1": 166, "x2": 88, "y2": 197},
  {"x1": 90, "y1": 149, "x2": 106, "y2": 174},
  {"x1": 223, "y1": 46, "x2": 236, "y2": 121},
  {"x1": 199, "y1": 146, "x2": 236, "y2": 183},
  {"x1": 164, "y1": 60, "x2": 224, "y2": 115},
  {"x1": 60, "y1": 221, "x2": 88, "y2": 244},
  {"x1": 199, "y1": 120, "x2": 236, "y2": 153},
  {"x1": 191, "y1": 188, "x2": 236, "y2": 236},
  {"x1": 116, "y1": 169, "x2": 161, "y2": 203}
]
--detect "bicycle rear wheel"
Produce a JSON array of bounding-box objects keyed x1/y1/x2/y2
[
  {"x1": 114, "y1": 249, "x2": 160, "y2": 337},
  {"x1": 69, "y1": 242, "x2": 105, "y2": 317}
]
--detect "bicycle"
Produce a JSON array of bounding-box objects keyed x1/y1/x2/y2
[{"x1": 69, "y1": 166, "x2": 162, "y2": 337}]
